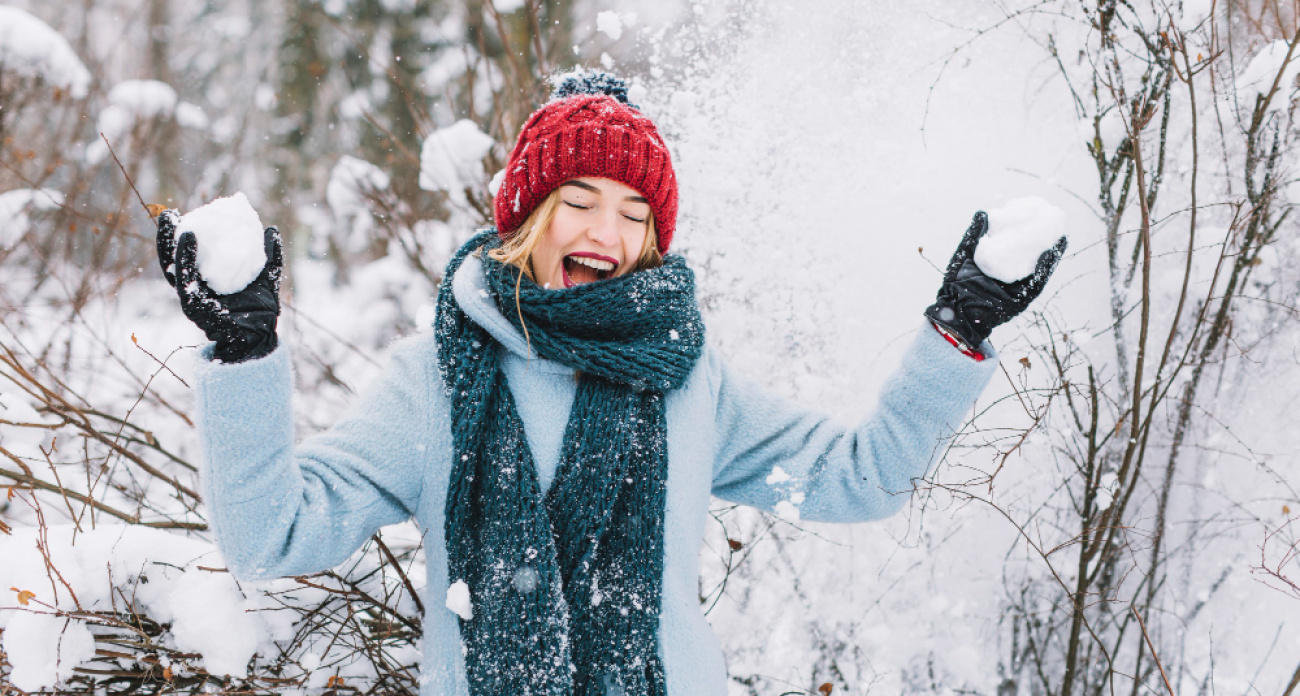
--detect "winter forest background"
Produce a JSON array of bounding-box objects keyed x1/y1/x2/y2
[{"x1": 1, "y1": 0, "x2": 1299, "y2": 694}]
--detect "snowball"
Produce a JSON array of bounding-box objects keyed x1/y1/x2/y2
[
  {"x1": 446, "y1": 579, "x2": 473, "y2": 620},
  {"x1": 419, "y1": 120, "x2": 495, "y2": 205},
  {"x1": 0, "y1": 6, "x2": 91, "y2": 99},
  {"x1": 1236, "y1": 40, "x2": 1300, "y2": 110},
  {"x1": 175, "y1": 192, "x2": 268, "y2": 295},
  {"x1": 974, "y1": 197, "x2": 1066, "y2": 283},
  {"x1": 2, "y1": 613, "x2": 97, "y2": 691}
]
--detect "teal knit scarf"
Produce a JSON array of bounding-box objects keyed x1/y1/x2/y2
[{"x1": 435, "y1": 231, "x2": 705, "y2": 696}]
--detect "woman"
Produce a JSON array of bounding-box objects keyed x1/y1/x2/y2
[{"x1": 156, "y1": 73, "x2": 1064, "y2": 696}]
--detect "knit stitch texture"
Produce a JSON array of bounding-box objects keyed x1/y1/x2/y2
[
  {"x1": 195, "y1": 255, "x2": 999, "y2": 695},
  {"x1": 494, "y1": 94, "x2": 678, "y2": 252},
  {"x1": 436, "y1": 232, "x2": 704, "y2": 695}
]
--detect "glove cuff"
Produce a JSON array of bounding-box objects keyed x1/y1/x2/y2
[
  {"x1": 213, "y1": 332, "x2": 278, "y2": 364},
  {"x1": 924, "y1": 301, "x2": 991, "y2": 350},
  {"x1": 930, "y1": 320, "x2": 985, "y2": 361}
]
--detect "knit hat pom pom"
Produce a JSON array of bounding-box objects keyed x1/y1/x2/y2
[{"x1": 549, "y1": 69, "x2": 638, "y2": 110}]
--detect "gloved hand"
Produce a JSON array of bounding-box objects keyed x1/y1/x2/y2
[
  {"x1": 156, "y1": 210, "x2": 283, "y2": 364},
  {"x1": 924, "y1": 211, "x2": 1067, "y2": 350}
]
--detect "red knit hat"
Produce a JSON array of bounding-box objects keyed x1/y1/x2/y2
[{"x1": 494, "y1": 72, "x2": 679, "y2": 253}]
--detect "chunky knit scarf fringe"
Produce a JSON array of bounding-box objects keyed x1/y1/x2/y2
[{"x1": 436, "y1": 231, "x2": 705, "y2": 696}]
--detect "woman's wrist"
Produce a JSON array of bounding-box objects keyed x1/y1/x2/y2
[{"x1": 930, "y1": 320, "x2": 985, "y2": 362}]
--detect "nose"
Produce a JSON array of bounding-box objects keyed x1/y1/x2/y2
[{"x1": 586, "y1": 207, "x2": 620, "y2": 247}]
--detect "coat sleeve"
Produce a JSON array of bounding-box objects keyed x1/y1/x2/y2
[
  {"x1": 195, "y1": 335, "x2": 446, "y2": 580},
  {"x1": 709, "y1": 322, "x2": 998, "y2": 523}
]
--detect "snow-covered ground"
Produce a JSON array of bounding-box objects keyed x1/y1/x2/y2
[{"x1": 2, "y1": 0, "x2": 1297, "y2": 694}]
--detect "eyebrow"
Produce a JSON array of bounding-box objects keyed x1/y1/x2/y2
[{"x1": 561, "y1": 180, "x2": 648, "y2": 204}]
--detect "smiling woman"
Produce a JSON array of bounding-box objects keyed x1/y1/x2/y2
[
  {"x1": 490, "y1": 177, "x2": 662, "y2": 289},
  {"x1": 155, "y1": 69, "x2": 1066, "y2": 696}
]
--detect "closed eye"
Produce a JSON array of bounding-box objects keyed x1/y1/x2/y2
[
  {"x1": 564, "y1": 200, "x2": 590, "y2": 210},
  {"x1": 623, "y1": 214, "x2": 646, "y2": 223}
]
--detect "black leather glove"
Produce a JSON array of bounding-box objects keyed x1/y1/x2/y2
[
  {"x1": 924, "y1": 211, "x2": 1067, "y2": 350},
  {"x1": 156, "y1": 210, "x2": 283, "y2": 364}
]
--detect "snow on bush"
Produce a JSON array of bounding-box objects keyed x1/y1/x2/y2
[
  {"x1": 1236, "y1": 40, "x2": 1300, "y2": 108},
  {"x1": 3, "y1": 612, "x2": 97, "y2": 690},
  {"x1": 87, "y1": 80, "x2": 208, "y2": 163},
  {"x1": 0, "y1": 525, "x2": 295, "y2": 690},
  {"x1": 0, "y1": 6, "x2": 91, "y2": 99},
  {"x1": 645, "y1": 2, "x2": 1300, "y2": 694},
  {"x1": 418, "y1": 119, "x2": 495, "y2": 205},
  {"x1": 327, "y1": 156, "x2": 391, "y2": 253},
  {"x1": 975, "y1": 196, "x2": 1067, "y2": 283},
  {"x1": 1177, "y1": 0, "x2": 1215, "y2": 30},
  {"x1": 106, "y1": 79, "x2": 180, "y2": 121},
  {"x1": 3, "y1": 1, "x2": 1298, "y2": 695},
  {"x1": 175, "y1": 102, "x2": 211, "y2": 130},
  {"x1": 0, "y1": 188, "x2": 64, "y2": 251},
  {"x1": 174, "y1": 192, "x2": 267, "y2": 294}
]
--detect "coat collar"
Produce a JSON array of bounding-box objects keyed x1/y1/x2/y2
[{"x1": 450, "y1": 252, "x2": 536, "y2": 361}]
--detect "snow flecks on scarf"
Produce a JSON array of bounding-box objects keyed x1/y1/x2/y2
[{"x1": 435, "y1": 230, "x2": 704, "y2": 696}]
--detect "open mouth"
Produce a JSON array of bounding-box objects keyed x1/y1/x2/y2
[{"x1": 561, "y1": 252, "x2": 618, "y2": 288}]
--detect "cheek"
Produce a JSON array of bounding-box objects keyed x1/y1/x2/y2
[
  {"x1": 546, "y1": 209, "x2": 584, "y2": 246},
  {"x1": 535, "y1": 221, "x2": 570, "y2": 263},
  {"x1": 625, "y1": 226, "x2": 649, "y2": 258}
]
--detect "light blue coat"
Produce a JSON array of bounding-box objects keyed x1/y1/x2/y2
[{"x1": 195, "y1": 254, "x2": 998, "y2": 695}]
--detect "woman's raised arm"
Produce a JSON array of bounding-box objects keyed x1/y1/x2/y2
[
  {"x1": 195, "y1": 337, "x2": 444, "y2": 580},
  {"x1": 708, "y1": 323, "x2": 997, "y2": 523},
  {"x1": 709, "y1": 211, "x2": 1065, "y2": 522},
  {"x1": 156, "y1": 210, "x2": 447, "y2": 580}
]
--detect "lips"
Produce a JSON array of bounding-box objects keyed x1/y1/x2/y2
[{"x1": 561, "y1": 251, "x2": 619, "y2": 288}]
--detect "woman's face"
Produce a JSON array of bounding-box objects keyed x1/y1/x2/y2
[{"x1": 531, "y1": 177, "x2": 651, "y2": 289}]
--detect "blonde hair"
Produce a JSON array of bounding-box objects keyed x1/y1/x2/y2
[{"x1": 489, "y1": 188, "x2": 662, "y2": 282}]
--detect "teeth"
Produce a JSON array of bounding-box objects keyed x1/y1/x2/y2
[{"x1": 570, "y1": 256, "x2": 615, "y2": 272}]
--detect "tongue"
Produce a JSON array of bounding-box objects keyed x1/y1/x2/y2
[{"x1": 567, "y1": 258, "x2": 601, "y2": 285}]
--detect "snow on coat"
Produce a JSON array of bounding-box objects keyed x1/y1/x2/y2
[{"x1": 194, "y1": 254, "x2": 998, "y2": 695}]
